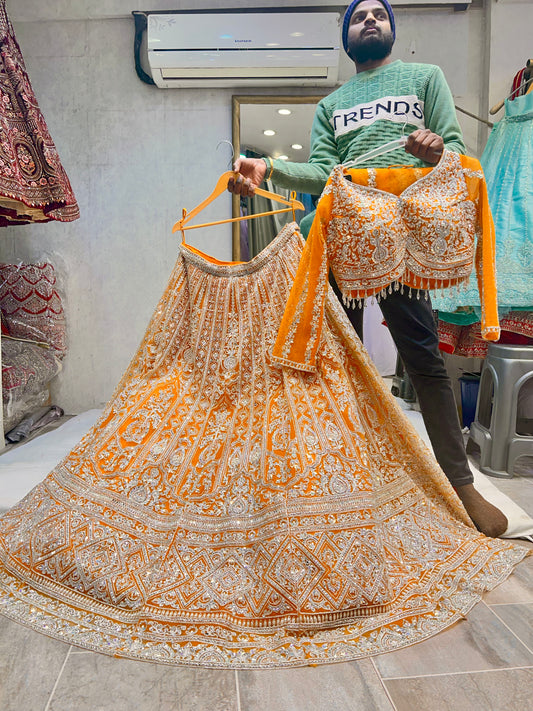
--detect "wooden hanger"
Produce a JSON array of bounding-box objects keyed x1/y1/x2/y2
[{"x1": 172, "y1": 170, "x2": 304, "y2": 238}]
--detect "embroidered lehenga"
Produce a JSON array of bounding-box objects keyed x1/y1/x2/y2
[
  {"x1": 0, "y1": 0, "x2": 79, "y2": 224},
  {"x1": 0, "y1": 217, "x2": 527, "y2": 668}
]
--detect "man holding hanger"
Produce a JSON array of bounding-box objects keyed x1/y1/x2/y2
[{"x1": 228, "y1": 0, "x2": 507, "y2": 538}]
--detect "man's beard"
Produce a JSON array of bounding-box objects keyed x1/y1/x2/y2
[{"x1": 348, "y1": 32, "x2": 394, "y2": 63}]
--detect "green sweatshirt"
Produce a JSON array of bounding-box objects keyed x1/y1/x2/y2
[{"x1": 267, "y1": 60, "x2": 466, "y2": 196}]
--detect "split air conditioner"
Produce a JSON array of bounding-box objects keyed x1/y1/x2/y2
[{"x1": 146, "y1": 11, "x2": 341, "y2": 88}]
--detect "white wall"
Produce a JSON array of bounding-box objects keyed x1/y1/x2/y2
[
  {"x1": 4, "y1": 8, "x2": 235, "y2": 412},
  {"x1": 488, "y1": 0, "x2": 533, "y2": 107},
  {"x1": 2, "y1": 1, "x2": 531, "y2": 413}
]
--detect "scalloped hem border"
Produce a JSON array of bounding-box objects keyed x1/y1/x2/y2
[{"x1": 0, "y1": 545, "x2": 529, "y2": 669}]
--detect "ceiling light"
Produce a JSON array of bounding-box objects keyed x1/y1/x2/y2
[
  {"x1": 263, "y1": 129, "x2": 276, "y2": 136},
  {"x1": 290, "y1": 32, "x2": 304, "y2": 37},
  {"x1": 291, "y1": 144, "x2": 303, "y2": 150},
  {"x1": 277, "y1": 155, "x2": 289, "y2": 161},
  {"x1": 278, "y1": 109, "x2": 292, "y2": 116}
]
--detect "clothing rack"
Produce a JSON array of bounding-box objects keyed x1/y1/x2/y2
[{"x1": 454, "y1": 105, "x2": 494, "y2": 128}]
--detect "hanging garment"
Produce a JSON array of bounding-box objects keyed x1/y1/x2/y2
[
  {"x1": 433, "y1": 92, "x2": 533, "y2": 345},
  {"x1": 472, "y1": 91, "x2": 532, "y2": 307},
  {"x1": 438, "y1": 311, "x2": 533, "y2": 358},
  {"x1": 0, "y1": 224, "x2": 526, "y2": 668},
  {"x1": 273, "y1": 151, "x2": 499, "y2": 373},
  {"x1": 0, "y1": 1, "x2": 79, "y2": 225}
]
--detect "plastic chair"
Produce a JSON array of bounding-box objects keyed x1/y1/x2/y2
[{"x1": 468, "y1": 343, "x2": 533, "y2": 478}]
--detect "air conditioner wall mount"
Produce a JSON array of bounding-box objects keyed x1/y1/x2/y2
[{"x1": 144, "y1": 10, "x2": 341, "y2": 88}]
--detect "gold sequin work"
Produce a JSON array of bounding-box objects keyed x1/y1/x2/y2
[{"x1": 0, "y1": 224, "x2": 527, "y2": 668}]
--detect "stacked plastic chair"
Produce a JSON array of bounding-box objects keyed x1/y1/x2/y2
[{"x1": 469, "y1": 344, "x2": 533, "y2": 477}]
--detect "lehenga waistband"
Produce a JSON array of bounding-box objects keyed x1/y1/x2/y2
[
  {"x1": 502, "y1": 111, "x2": 533, "y2": 123},
  {"x1": 180, "y1": 222, "x2": 301, "y2": 277}
]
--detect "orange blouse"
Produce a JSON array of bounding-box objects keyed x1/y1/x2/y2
[{"x1": 273, "y1": 151, "x2": 499, "y2": 373}]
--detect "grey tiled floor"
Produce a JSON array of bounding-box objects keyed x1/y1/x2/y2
[{"x1": 1, "y1": 449, "x2": 533, "y2": 709}]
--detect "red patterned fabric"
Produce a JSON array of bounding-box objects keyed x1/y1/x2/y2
[
  {"x1": 0, "y1": 1, "x2": 79, "y2": 224},
  {"x1": 500, "y1": 311, "x2": 533, "y2": 340},
  {"x1": 0, "y1": 262, "x2": 67, "y2": 356},
  {"x1": 454, "y1": 322, "x2": 490, "y2": 359},
  {"x1": 436, "y1": 320, "x2": 461, "y2": 355},
  {"x1": 438, "y1": 312, "x2": 533, "y2": 358},
  {"x1": 0, "y1": 309, "x2": 9, "y2": 335},
  {"x1": 511, "y1": 68, "x2": 526, "y2": 100}
]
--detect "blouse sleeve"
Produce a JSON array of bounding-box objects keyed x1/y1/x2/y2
[
  {"x1": 272, "y1": 190, "x2": 333, "y2": 371},
  {"x1": 463, "y1": 156, "x2": 500, "y2": 341}
]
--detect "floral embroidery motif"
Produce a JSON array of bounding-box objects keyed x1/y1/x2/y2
[
  {"x1": 273, "y1": 152, "x2": 499, "y2": 372},
  {"x1": 0, "y1": 224, "x2": 526, "y2": 668},
  {"x1": 326, "y1": 152, "x2": 490, "y2": 297}
]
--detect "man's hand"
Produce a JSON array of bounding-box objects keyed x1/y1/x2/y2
[
  {"x1": 227, "y1": 158, "x2": 267, "y2": 197},
  {"x1": 405, "y1": 129, "x2": 444, "y2": 164}
]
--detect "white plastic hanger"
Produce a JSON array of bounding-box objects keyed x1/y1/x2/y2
[{"x1": 342, "y1": 136, "x2": 408, "y2": 168}]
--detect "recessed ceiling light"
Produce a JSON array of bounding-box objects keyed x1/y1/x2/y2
[
  {"x1": 278, "y1": 109, "x2": 292, "y2": 116},
  {"x1": 266, "y1": 43, "x2": 280, "y2": 47},
  {"x1": 291, "y1": 144, "x2": 303, "y2": 150},
  {"x1": 290, "y1": 32, "x2": 304, "y2": 37},
  {"x1": 263, "y1": 129, "x2": 276, "y2": 136},
  {"x1": 277, "y1": 155, "x2": 289, "y2": 161}
]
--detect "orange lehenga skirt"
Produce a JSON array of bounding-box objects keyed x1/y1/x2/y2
[{"x1": 0, "y1": 224, "x2": 528, "y2": 668}]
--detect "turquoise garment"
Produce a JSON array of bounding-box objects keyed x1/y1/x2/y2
[
  {"x1": 433, "y1": 91, "x2": 533, "y2": 318},
  {"x1": 299, "y1": 210, "x2": 315, "y2": 239}
]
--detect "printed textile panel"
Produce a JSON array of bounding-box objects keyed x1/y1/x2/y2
[{"x1": 0, "y1": 262, "x2": 67, "y2": 356}]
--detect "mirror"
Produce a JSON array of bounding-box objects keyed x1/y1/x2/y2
[{"x1": 231, "y1": 95, "x2": 325, "y2": 260}]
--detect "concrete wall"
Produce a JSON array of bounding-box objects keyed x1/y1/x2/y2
[{"x1": 2, "y1": 0, "x2": 531, "y2": 413}]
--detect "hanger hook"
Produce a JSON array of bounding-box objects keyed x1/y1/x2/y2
[
  {"x1": 399, "y1": 114, "x2": 408, "y2": 139},
  {"x1": 216, "y1": 139, "x2": 236, "y2": 170}
]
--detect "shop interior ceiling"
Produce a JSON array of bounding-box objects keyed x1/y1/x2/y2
[{"x1": 240, "y1": 102, "x2": 315, "y2": 162}]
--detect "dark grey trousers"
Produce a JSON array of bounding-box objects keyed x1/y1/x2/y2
[{"x1": 331, "y1": 276, "x2": 473, "y2": 487}]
